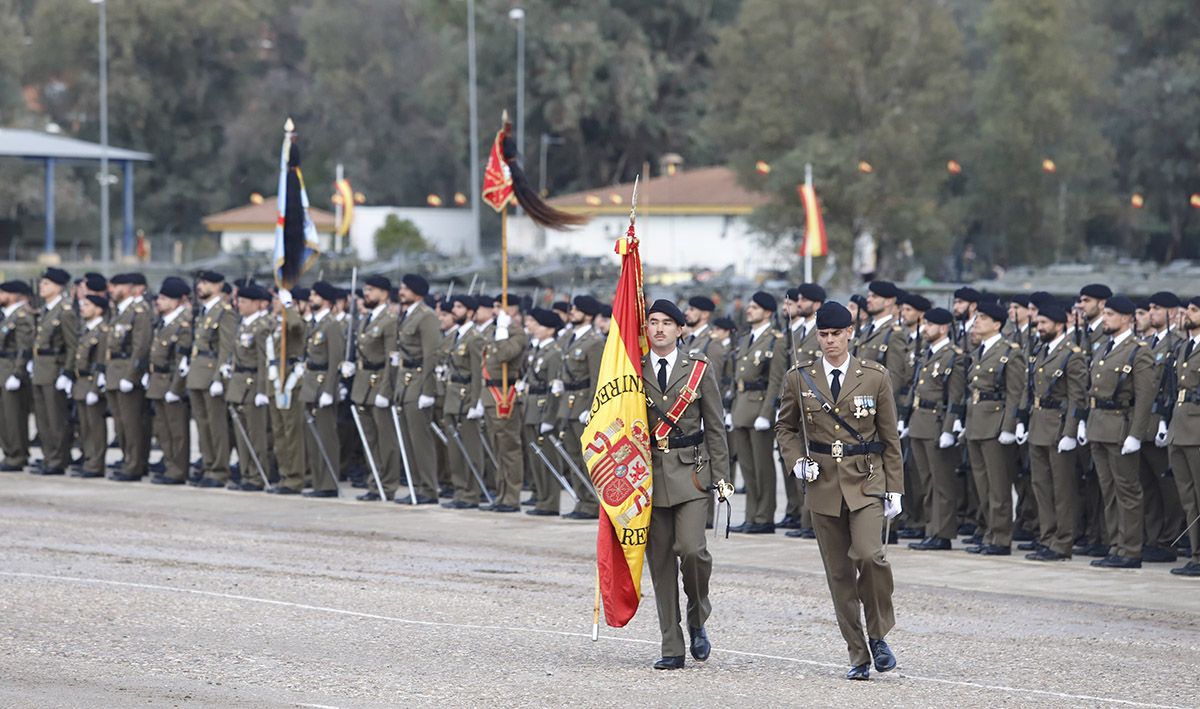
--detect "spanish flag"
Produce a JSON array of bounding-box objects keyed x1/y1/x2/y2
[
  {"x1": 274, "y1": 118, "x2": 321, "y2": 288},
  {"x1": 582, "y1": 224, "x2": 652, "y2": 628},
  {"x1": 797, "y1": 182, "x2": 828, "y2": 258}
]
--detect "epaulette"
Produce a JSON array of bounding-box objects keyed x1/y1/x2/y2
[
  {"x1": 99, "y1": 324, "x2": 110, "y2": 333},
  {"x1": 952, "y1": 346, "x2": 964, "y2": 355},
  {"x1": 1008, "y1": 341, "x2": 1021, "y2": 349},
  {"x1": 794, "y1": 358, "x2": 818, "y2": 372},
  {"x1": 891, "y1": 324, "x2": 903, "y2": 332},
  {"x1": 221, "y1": 303, "x2": 234, "y2": 312},
  {"x1": 688, "y1": 350, "x2": 709, "y2": 363},
  {"x1": 860, "y1": 359, "x2": 888, "y2": 373},
  {"x1": 1068, "y1": 344, "x2": 1081, "y2": 354}
]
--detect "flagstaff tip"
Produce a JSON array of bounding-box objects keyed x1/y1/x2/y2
[
  {"x1": 629, "y1": 175, "x2": 640, "y2": 224},
  {"x1": 284, "y1": 117, "x2": 295, "y2": 132},
  {"x1": 501, "y1": 109, "x2": 509, "y2": 125}
]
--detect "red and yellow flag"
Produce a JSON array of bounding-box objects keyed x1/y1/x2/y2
[
  {"x1": 797, "y1": 182, "x2": 828, "y2": 257},
  {"x1": 482, "y1": 126, "x2": 514, "y2": 213},
  {"x1": 582, "y1": 226, "x2": 652, "y2": 628}
]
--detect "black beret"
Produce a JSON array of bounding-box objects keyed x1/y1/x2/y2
[
  {"x1": 401, "y1": 273, "x2": 429, "y2": 297},
  {"x1": 109, "y1": 273, "x2": 134, "y2": 285},
  {"x1": 1135, "y1": 298, "x2": 1150, "y2": 312},
  {"x1": 849, "y1": 294, "x2": 868, "y2": 309},
  {"x1": 598, "y1": 304, "x2": 612, "y2": 318},
  {"x1": 647, "y1": 299, "x2": 685, "y2": 326},
  {"x1": 552, "y1": 300, "x2": 570, "y2": 314},
  {"x1": 389, "y1": 288, "x2": 400, "y2": 303},
  {"x1": 84, "y1": 274, "x2": 107, "y2": 292},
  {"x1": 494, "y1": 293, "x2": 507, "y2": 306},
  {"x1": 1107, "y1": 295, "x2": 1135, "y2": 315},
  {"x1": 1028, "y1": 291, "x2": 1053, "y2": 309},
  {"x1": 365, "y1": 275, "x2": 391, "y2": 291},
  {"x1": 233, "y1": 277, "x2": 254, "y2": 290},
  {"x1": 751, "y1": 291, "x2": 777, "y2": 312},
  {"x1": 1189, "y1": 296, "x2": 1200, "y2": 309},
  {"x1": 688, "y1": 295, "x2": 715, "y2": 312},
  {"x1": 1038, "y1": 303, "x2": 1068, "y2": 323},
  {"x1": 1149, "y1": 291, "x2": 1181, "y2": 308},
  {"x1": 1008, "y1": 293, "x2": 1028, "y2": 306},
  {"x1": 976, "y1": 300, "x2": 1008, "y2": 325},
  {"x1": 953, "y1": 286, "x2": 981, "y2": 303},
  {"x1": 901, "y1": 293, "x2": 931, "y2": 311},
  {"x1": 239, "y1": 284, "x2": 270, "y2": 302},
  {"x1": 197, "y1": 270, "x2": 225, "y2": 284},
  {"x1": 475, "y1": 294, "x2": 496, "y2": 308},
  {"x1": 128, "y1": 273, "x2": 147, "y2": 286},
  {"x1": 785, "y1": 287, "x2": 801, "y2": 301},
  {"x1": 41, "y1": 267, "x2": 70, "y2": 285},
  {"x1": 518, "y1": 295, "x2": 533, "y2": 313},
  {"x1": 868, "y1": 280, "x2": 900, "y2": 299},
  {"x1": 423, "y1": 294, "x2": 436, "y2": 308},
  {"x1": 448, "y1": 294, "x2": 476, "y2": 310},
  {"x1": 158, "y1": 277, "x2": 190, "y2": 299},
  {"x1": 713, "y1": 316, "x2": 736, "y2": 332},
  {"x1": 84, "y1": 294, "x2": 109, "y2": 311},
  {"x1": 798, "y1": 283, "x2": 826, "y2": 302},
  {"x1": 925, "y1": 307, "x2": 953, "y2": 325},
  {"x1": 530, "y1": 308, "x2": 563, "y2": 330},
  {"x1": 292, "y1": 287, "x2": 310, "y2": 302},
  {"x1": 815, "y1": 301, "x2": 852, "y2": 330},
  {"x1": 312, "y1": 281, "x2": 340, "y2": 301},
  {"x1": 0, "y1": 280, "x2": 32, "y2": 295},
  {"x1": 573, "y1": 295, "x2": 601, "y2": 316},
  {"x1": 1080, "y1": 283, "x2": 1112, "y2": 300},
  {"x1": 222, "y1": 282, "x2": 232, "y2": 295}
]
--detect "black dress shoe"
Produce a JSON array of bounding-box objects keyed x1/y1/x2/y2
[
  {"x1": 897, "y1": 527, "x2": 925, "y2": 540},
  {"x1": 74, "y1": 470, "x2": 104, "y2": 479},
  {"x1": 357, "y1": 491, "x2": 382, "y2": 501},
  {"x1": 908, "y1": 536, "x2": 951, "y2": 551},
  {"x1": 33, "y1": 467, "x2": 66, "y2": 476},
  {"x1": 526, "y1": 508, "x2": 558, "y2": 516},
  {"x1": 956, "y1": 522, "x2": 977, "y2": 536},
  {"x1": 688, "y1": 625, "x2": 710, "y2": 661},
  {"x1": 727, "y1": 523, "x2": 748, "y2": 534},
  {"x1": 868, "y1": 638, "x2": 896, "y2": 672},
  {"x1": 225, "y1": 481, "x2": 242, "y2": 490},
  {"x1": 395, "y1": 495, "x2": 437, "y2": 505},
  {"x1": 1169, "y1": 561, "x2": 1200, "y2": 576},
  {"x1": 776, "y1": 515, "x2": 802, "y2": 530},
  {"x1": 561, "y1": 511, "x2": 598, "y2": 520},
  {"x1": 267, "y1": 486, "x2": 300, "y2": 495},
  {"x1": 351, "y1": 480, "x2": 368, "y2": 489},
  {"x1": 846, "y1": 664, "x2": 870, "y2": 681},
  {"x1": 744, "y1": 523, "x2": 776, "y2": 534},
  {"x1": 1090, "y1": 554, "x2": 1142, "y2": 569},
  {"x1": 0, "y1": 463, "x2": 23, "y2": 472},
  {"x1": 653, "y1": 655, "x2": 685, "y2": 670},
  {"x1": 1025, "y1": 548, "x2": 1068, "y2": 561},
  {"x1": 964, "y1": 544, "x2": 985, "y2": 554},
  {"x1": 520, "y1": 497, "x2": 536, "y2": 506},
  {"x1": 1017, "y1": 541, "x2": 1041, "y2": 551},
  {"x1": 148, "y1": 461, "x2": 166, "y2": 474},
  {"x1": 109, "y1": 473, "x2": 141, "y2": 482},
  {"x1": 240, "y1": 482, "x2": 264, "y2": 492},
  {"x1": 963, "y1": 533, "x2": 983, "y2": 545},
  {"x1": 1012, "y1": 528, "x2": 1036, "y2": 542},
  {"x1": 979, "y1": 544, "x2": 1011, "y2": 556},
  {"x1": 195, "y1": 477, "x2": 225, "y2": 489},
  {"x1": 302, "y1": 489, "x2": 338, "y2": 498},
  {"x1": 150, "y1": 475, "x2": 185, "y2": 485},
  {"x1": 442, "y1": 500, "x2": 479, "y2": 510},
  {"x1": 491, "y1": 504, "x2": 520, "y2": 513},
  {"x1": 1142, "y1": 546, "x2": 1177, "y2": 563}
]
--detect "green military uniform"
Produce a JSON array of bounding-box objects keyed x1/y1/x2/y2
[
  {"x1": 558, "y1": 325, "x2": 606, "y2": 517},
  {"x1": 780, "y1": 319, "x2": 819, "y2": 530},
  {"x1": 964, "y1": 336, "x2": 1026, "y2": 549},
  {"x1": 351, "y1": 303, "x2": 398, "y2": 498},
  {"x1": 106, "y1": 297, "x2": 153, "y2": 479},
  {"x1": 906, "y1": 339, "x2": 966, "y2": 544},
  {"x1": 72, "y1": 317, "x2": 109, "y2": 475},
  {"x1": 393, "y1": 300, "x2": 442, "y2": 502},
  {"x1": 775, "y1": 354, "x2": 904, "y2": 670},
  {"x1": 470, "y1": 320, "x2": 498, "y2": 489},
  {"x1": 1167, "y1": 333, "x2": 1200, "y2": 573},
  {"x1": 1075, "y1": 317, "x2": 1110, "y2": 550},
  {"x1": 227, "y1": 310, "x2": 272, "y2": 488},
  {"x1": 32, "y1": 295, "x2": 77, "y2": 473},
  {"x1": 1085, "y1": 330, "x2": 1155, "y2": 562},
  {"x1": 687, "y1": 323, "x2": 732, "y2": 528},
  {"x1": 443, "y1": 322, "x2": 484, "y2": 505},
  {"x1": 1025, "y1": 335, "x2": 1087, "y2": 558},
  {"x1": 267, "y1": 303, "x2": 307, "y2": 492},
  {"x1": 644, "y1": 348, "x2": 728, "y2": 660},
  {"x1": 1139, "y1": 329, "x2": 1186, "y2": 556},
  {"x1": 188, "y1": 297, "x2": 238, "y2": 483},
  {"x1": 853, "y1": 314, "x2": 909, "y2": 393},
  {"x1": 481, "y1": 316, "x2": 527, "y2": 510},
  {"x1": 299, "y1": 308, "x2": 344, "y2": 494},
  {"x1": 432, "y1": 324, "x2": 454, "y2": 494},
  {"x1": 522, "y1": 335, "x2": 564, "y2": 514},
  {"x1": 729, "y1": 325, "x2": 786, "y2": 529},
  {"x1": 146, "y1": 307, "x2": 192, "y2": 482},
  {"x1": 0, "y1": 299, "x2": 34, "y2": 469}
]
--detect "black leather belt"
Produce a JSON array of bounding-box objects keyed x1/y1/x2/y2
[
  {"x1": 401, "y1": 358, "x2": 423, "y2": 369},
  {"x1": 235, "y1": 365, "x2": 257, "y2": 373},
  {"x1": 809, "y1": 441, "x2": 885, "y2": 457},
  {"x1": 307, "y1": 364, "x2": 327, "y2": 372},
  {"x1": 110, "y1": 353, "x2": 130, "y2": 360},
  {"x1": 915, "y1": 398, "x2": 941, "y2": 410},
  {"x1": 35, "y1": 348, "x2": 65, "y2": 356},
  {"x1": 564, "y1": 379, "x2": 590, "y2": 391},
  {"x1": 528, "y1": 386, "x2": 548, "y2": 395},
  {"x1": 450, "y1": 374, "x2": 471, "y2": 384},
  {"x1": 77, "y1": 368, "x2": 93, "y2": 377},
  {"x1": 484, "y1": 378, "x2": 509, "y2": 387},
  {"x1": 362, "y1": 360, "x2": 385, "y2": 371},
  {"x1": 972, "y1": 391, "x2": 1003, "y2": 402},
  {"x1": 650, "y1": 430, "x2": 704, "y2": 451},
  {"x1": 1091, "y1": 398, "x2": 1130, "y2": 410},
  {"x1": 737, "y1": 379, "x2": 767, "y2": 392},
  {"x1": 194, "y1": 349, "x2": 217, "y2": 358},
  {"x1": 1033, "y1": 397, "x2": 1063, "y2": 410},
  {"x1": 150, "y1": 364, "x2": 173, "y2": 374},
  {"x1": 0, "y1": 352, "x2": 15, "y2": 359}
]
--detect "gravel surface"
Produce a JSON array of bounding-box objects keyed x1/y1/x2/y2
[{"x1": 1, "y1": 472, "x2": 1196, "y2": 708}]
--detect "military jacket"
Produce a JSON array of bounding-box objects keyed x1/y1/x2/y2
[
  {"x1": 852, "y1": 314, "x2": 909, "y2": 393},
  {"x1": 907, "y1": 341, "x2": 965, "y2": 440},
  {"x1": 432, "y1": 327, "x2": 454, "y2": 402},
  {"x1": 522, "y1": 338, "x2": 563, "y2": 427},
  {"x1": 187, "y1": 299, "x2": 238, "y2": 390},
  {"x1": 32, "y1": 297, "x2": 78, "y2": 385},
  {"x1": 147, "y1": 309, "x2": 192, "y2": 400},
  {"x1": 686, "y1": 325, "x2": 732, "y2": 400},
  {"x1": 72, "y1": 321, "x2": 109, "y2": 401},
  {"x1": 482, "y1": 324, "x2": 528, "y2": 413},
  {"x1": 775, "y1": 357, "x2": 905, "y2": 516},
  {"x1": 730, "y1": 325, "x2": 786, "y2": 427},
  {"x1": 1144, "y1": 329, "x2": 1182, "y2": 441},
  {"x1": 105, "y1": 299, "x2": 153, "y2": 386},
  {"x1": 557, "y1": 325, "x2": 605, "y2": 420},
  {"x1": 393, "y1": 301, "x2": 441, "y2": 403},
  {"x1": 964, "y1": 338, "x2": 1026, "y2": 440},
  {"x1": 444, "y1": 324, "x2": 481, "y2": 415},
  {"x1": 269, "y1": 305, "x2": 307, "y2": 402},
  {"x1": 351, "y1": 305, "x2": 397, "y2": 405},
  {"x1": 299, "y1": 311, "x2": 345, "y2": 405},
  {"x1": 1085, "y1": 333, "x2": 1155, "y2": 444},
  {"x1": 0, "y1": 302, "x2": 34, "y2": 380},
  {"x1": 642, "y1": 349, "x2": 729, "y2": 508},
  {"x1": 226, "y1": 312, "x2": 271, "y2": 404},
  {"x1": 1167, "y1": 336, "x2": 1200, "y2": 447},
  {"x1": 1024, "y1": 337, "x2": 1087, "y2": 446}
]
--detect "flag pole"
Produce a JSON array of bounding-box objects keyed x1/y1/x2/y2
[
  {"x1": 501, "y1": 199, "x2": 509, "y2": 399},
  {"x1": 591, "y1": 565, "x2": 601, "y2": 641},
  {"x1": 804, "y1": 162, "x2": 813, "y2": 283}
]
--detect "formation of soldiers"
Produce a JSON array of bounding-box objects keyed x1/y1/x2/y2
[{"x1": 1, "y1": 267, "x2": 1197, "y2": 577}]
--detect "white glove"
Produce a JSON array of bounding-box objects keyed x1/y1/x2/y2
[
  {"x1": 883, "y1": 492, "x2": 903, "y2": 520},
  {"x1": 373, "y1": 394, "x2": 390, "y2": 408},
  {"x1": 4, "y1": 375, "x2": 20, "y2": 391},
  {"x1": 434, "y1": 364, "x2": 447, "y2": 378},
  {"x1": 938, "y1": 431, "x2": 956, "y2": 449},
  {"x1": 165, "y1": 391, "x2": 181, "y2": 404},
  {"x1": 467, "y1": 400, "x2": 484, "y2": 420},
  {"x1": 25, "y1": 360, "x2": 32, "y2": 376},
  {"x1": 340, "y1": 361, "x2": 357, "y2": 379},
  {"x1": 1015, "y1": 422, "x2": 1028, "y2": 445},
  {"x1": 952, "y1": 419, "x2": 964, "y2": 434},
  {"x1": 277, "y1": 288, "x2": 293, "y2": 307},
  {"x1": 998, "y1": 431, "x2": 1017, "y2": 445},
  {"x1": 724, "y1": 412, "x2": 733, "y2": 431},
  {"x1": 219, "y1": 363, "x2": 232, "y2": 379},
  {"x1": 338, "y1": 385, "x2": 349, "y2": 401},
  {"x1": 96, "y1": 372, "x2": 106, "y2": 390},
  {"x1": 753, "y1": 416, "x2": 771, "y2": 431},
  {"x1": 209, "y1": 380, "x2": 224, "y2": 398},
  {"x1": 85, "y1": 391, "x2": 99, "y2": 406},
  {"x1": 539, "y1": 422, "x2": 554, "y2": 434},
  {"x1": 1076, "y1": 420, "x2": 1088, "y2": 446},
  {"x1": 389, "y1": 351, "x2": 401, "y2": 367},
  {"x1": 514, "y1": 380, "x2": 526, "y2": 394},
  {"x1": 579, "y1": 410, "x2": 590, "y2": 425},
  {"x1": 293, "y1": 361, "x2": 306, "y2": 377},
  {"x1": 1156, "y1": 420, "x2": 1169, "y2": 448},
  {"x1": 318, "y1": 391, "x2": 334, "y2": 408},
  {"x1": 418, "y1": 394, "x2": 435, "y2": 410},
  {"x1": 140, "y1": 373, "x2": 149, "y2": 389},
  {"x1": 1057, "y1": 436, "x2": 1077, "y2": 453},
  {"x1": 55, "y1": 374, "x2": 72, "y2": 392},
  {"x1": 254, "y1": 393, "x2": 270, "y2": 407},
  {"x1": 793, "y1": 457, "x2": 820, "y2": 482},
  {"x1": 897, "y1": 421, "x2": 909, "y2": 439},
  {"x1": 1120, "y1": 435, "x2": 1141, "y2": 455},
  {"x1": 495, "y1": 310, "x2": 512, "y2": 340},
  {"x1": 550, "y1": 379, "x2": 564, "y2": 395},
  {"x1": 178, "y1": 357, "x2": 190, "y2": 377},
  {"x1": 118, "y1": 378, "x2": 134, "y2": 393}
]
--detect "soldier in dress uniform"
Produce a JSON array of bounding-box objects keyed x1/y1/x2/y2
[
  {"x1": 775, "y1": 301, "x2": 903, "y2": 681},
  {"x1": 962, "y1": 300, "x2": 1026, "y2": 555},
  {"x1": 342, "y1": 275, "x2": 397, "y2": 501},
  {"x1": 642, "y1": 300, "x2": 728, "y2": 671},
  {"x1": 469, "y1": 297, "x2": 498, "y2": 491},
  {"x1": 265, "y1": 288, "x2": 307, "y2": 494},
  {"x1": 480, "y1": 297, "x2": 528, "y2": 512},
  {"x1": 105, "y1": 274, "x2": 153, "y2": 482},
  {"x1": 441, "y1": 295, "x2": 484, "y2": 509},
  {"x1": 683, "y1": 296, "x2": 720, "y2": 357},
  {"x1": 1070, "y1": 283, "x2": 1112, "y2": 557},
  {"x1": 894, "y1": 292, "x2": 930, "y2": 540},
  {"x1": 1079, "y1": 295, "x2": 1156, "y2": 569},
  {"x1": 186, "y1": 271, "x2": 238, "y2": 487},
  {"x1": 1022, "y1": 303, "x2": 1087, "y2": 561},
  {"x1": 951, "y1": 286, "x2": 981, "y2": 349},
  {"x1": 778, "y1": 285, "x2": 824, "y2": 537},
  {"x1": 392, "y1": 274, "x2": 441, "y2": 504},
  {"x1": 0, "y1": 281, "x2": 35, "y2": 471},
  {"x1": 558, "y1": 295, "x2": 606, "y2": 519},
  {"x1": 432, "y1": 296, "x2": 455, "y2": 498},
  {"x1": 1166, "y1": 296, "x2": 1200, "y2": 576},
  {"x1": 853, "y1": 281, "x2": 909, "y2": 394},
  {"x1": 299, "y1": 282, "x2": 345, "y2": 498},
  {"x1": 522, "y1": 308, "x2": 565, "y2": 516},
  {"x1": 71, "y1": 295, "x2": 109, "y2": 478},
  {"x1": 1140, "y1": 291, "x2": 1186, "y2": 562},
  {"x1": 146, "y1": 277, "x2": 192, "y2": 485},
  {"x1": 226, "y1": 285, "x2": 272, "y2": 491},
  {"x1": 30, "y1": 268, "x2": 77, "y2": 476}
]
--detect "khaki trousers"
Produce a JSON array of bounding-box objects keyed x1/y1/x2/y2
[
  {"x1": 647, "y1": 497, "x2": 712, "y2": 657},
  {"x1": 967, "y1": 439, "x2": 1016, "y2": 547},
  {"x1": 1091, "y1": 441, "x2": 1143, "y2": 558},
  {"x1": 1029, "y1": 443, "x2": 1078, "y2": 556}
]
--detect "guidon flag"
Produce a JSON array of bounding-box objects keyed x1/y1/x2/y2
[
  {"x1": 274, "y1": 118, "x2": 321, "y2": 288},
  {"x1": 797, "y1": 182, "x2": 828, "y2": 258}
]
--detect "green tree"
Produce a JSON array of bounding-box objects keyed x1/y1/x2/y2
[{"x1": 374, "y1": 214, "x2": 427, "y2": 258}]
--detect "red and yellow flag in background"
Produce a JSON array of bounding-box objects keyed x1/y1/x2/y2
[
  {"x1": 797, "y1": 182, "x2": 828, "y2": 257},
  {"x1": 582, "y1": 226, "x2": 652, "y2": 628},
  {"x1": 482, "y1": 126, "x2": 514, "y2": 213}
]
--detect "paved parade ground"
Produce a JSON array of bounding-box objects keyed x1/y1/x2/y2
[{"x1": 1, "y1": 472, "x2": 1196, "y2": 708}]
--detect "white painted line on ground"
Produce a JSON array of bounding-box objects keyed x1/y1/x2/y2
[{"x1": 0, "y1": 570, "x2": 1182, "y2": 709}]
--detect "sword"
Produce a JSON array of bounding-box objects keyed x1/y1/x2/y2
[
  {"x1": 438, "y1": 421, "x2": 495, "y2": 506},
  {"x1": 304, "y1": 408, "x2": 340, "y2": 494},
  {"x1": 227, "y1": 404, "x2": 270, "y2": 488},
  {"x1": 349, "y1": 403, "x2": 387, "y2": 500},
  {"x1": 389, "y1": 405, "x2": 418, "y2": 504},
  {"x1": 549, "y1": 434, "x2": 598, "y2": 500},
  {"x1": 477, "y1": 415, "x2": 500, "y2": 470},
  {"x1": 866, "y1": 492, "x2": 892, "y2": 555},
  {"x1": 529, "y1": 438, "x2": 579, "y2": 502}
]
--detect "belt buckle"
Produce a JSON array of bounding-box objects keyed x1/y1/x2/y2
[
  {"x1": 404, "y1": 372, "x2": 413, "y2": 385},
  {"x1": 1089, "y1": 397, "x2": 1096, "y2": 408},
  {"x1": 737, "y1": 380, "x2": 745, "y2": 393},
  {"x1": 972, "y1": 390, "x2": 980, "y2": 404},
  {"x1": 656, "y1": 438, "x2": 669, "y2": 452},
  {"x1": 1180, "y1": 391, "x2": 1187, "y2": 404},
  {"x1": 831, "y1": 439, "x2": 844, "y2": 461},
  {"x1": 1033, "y1": 396, "x2": 1041, "y2": 408}
]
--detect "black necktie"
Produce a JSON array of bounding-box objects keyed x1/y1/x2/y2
[
  {"x1": 830, "y1": 369, "x2": 842, "y2": 401},
  {"x1": 1103, "y1": 339, "x2": 1115, "y2": 357},
  {"x1": 1186, "y1": 339, "x2": 1195, "y2": 361},
  {"x1": 657, "y1": 358, "x2": 669, "y2": 392},
  {"x1": 863, "y1": 322, "x2": 875, "y2": 339},
  {"x1": 1153, "y1": 334, "x2": 1160, "y2": 349}
]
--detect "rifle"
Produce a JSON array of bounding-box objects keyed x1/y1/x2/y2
[{"x1": 345, "y1": 267, "x2": 358, "y2": 364}]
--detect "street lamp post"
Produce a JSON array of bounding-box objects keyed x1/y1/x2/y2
[
  {"x1": 509, "y1": 7, "x2": 525, "y2": 163},
  {"x1": 92, "y1": 0, "x2": 111, "y2": 271},
  {"x1": 467, "y1": 0, "x2": 481, "y2": 259}
]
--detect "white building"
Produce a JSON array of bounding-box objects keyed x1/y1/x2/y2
[
  {"x1": 349, "y1": 207, "x2": 477, "y2": 260},
  {"x1": 203, "y1": 199, "x2": 336, "y2": 254},
  {"x1": 507, "y1": 166, "x2": 789, "y2": 276}
]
